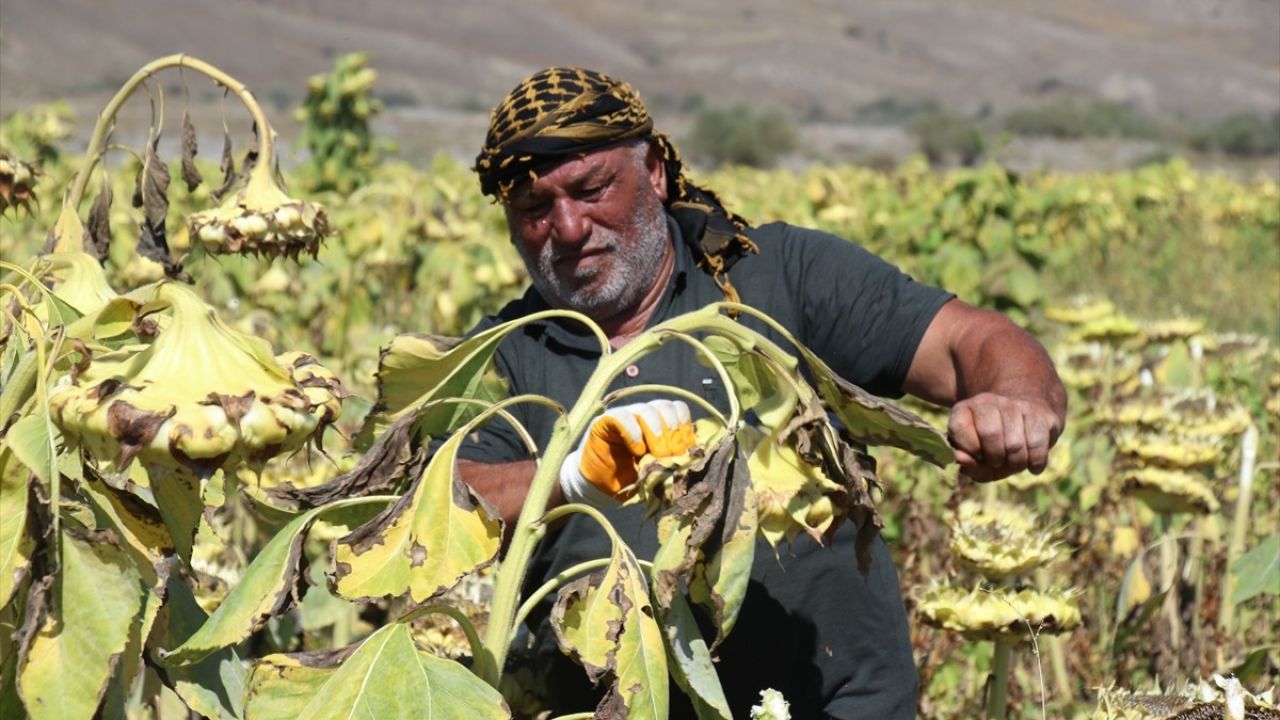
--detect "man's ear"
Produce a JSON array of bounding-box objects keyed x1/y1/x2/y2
[{"x1": 645, "y1": 141, "x2": 668, "y2": 202}]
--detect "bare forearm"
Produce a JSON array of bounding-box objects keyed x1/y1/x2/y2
[
  {"x1": 455, "y1": 458, "x2": 553, "y2": 528},
  {"x1": 950, "y1": 314, "x2": 1066, "y2": 423},
  {"x1": 907, "y1": 301, "x2": 1065, "y2": 420},
  {"x1": 906, "y1": 299, "x2": 1067, "y2": 481}
]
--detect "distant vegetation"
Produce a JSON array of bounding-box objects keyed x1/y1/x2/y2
[
  {"x1": 685, "y1": 103, "x2": 798, "y2": 168},
  {"x1": 848, "y1": 95, "x2": 1280, "y2": 169}
]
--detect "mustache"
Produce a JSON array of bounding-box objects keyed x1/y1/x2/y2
[{"x1": 547, "y1": 236, "x2": 618, "y2": 264}]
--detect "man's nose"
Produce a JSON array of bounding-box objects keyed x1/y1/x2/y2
[{"x1": 548, "y1": 198, "x2": 591, "y2": 247}]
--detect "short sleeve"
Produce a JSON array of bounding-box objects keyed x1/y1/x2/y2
[{"x1": 776, "y1": 225, "x2": 953, "y2": 397}]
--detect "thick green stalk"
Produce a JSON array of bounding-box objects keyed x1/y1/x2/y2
[
  {"x1": 479, "y1": 305, "x2": 753, "y2": 686},
  {"x1": 986, "y1": 638, "x2": 1014, "y2": 719},
  {"x1": 1218, "y1": 424, "x2": 1259, "y2": 638},
  {"x1": 1157, "y1": 512, "x2": 1182, "y2": 665},
  {"x1": 480, "y1": 330, "x2": 668, "y2": 685}
]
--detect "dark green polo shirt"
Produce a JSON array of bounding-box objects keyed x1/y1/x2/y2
[{"x1": 461, "y1": 218, "x2": 951, "y2": 719}]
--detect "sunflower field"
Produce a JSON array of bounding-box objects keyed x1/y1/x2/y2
[{"x1": 1, "y1": 55, "x2": 1277, "y2": 720}]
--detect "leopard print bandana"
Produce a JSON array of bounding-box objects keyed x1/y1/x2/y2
[{"x1": 475, "y1": 67, "x2": 758, "y2": 303}]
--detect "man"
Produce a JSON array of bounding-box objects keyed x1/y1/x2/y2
[{"x1": 456, "y1": 67, "x2": 1066, "y2": 718}]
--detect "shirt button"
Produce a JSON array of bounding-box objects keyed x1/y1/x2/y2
[{"x1": 625, "y1": 364, "x2": 640, "y2": 378}]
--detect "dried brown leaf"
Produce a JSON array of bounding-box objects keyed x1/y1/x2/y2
[
  {"x1": 212, "y1": 130, "x2": 236, "y2": 201},
  {"x1": 180, "y1": 111, "x2": 202, "y2": 192},
  {"x1": 85, "y1": 176, "x2": 113, "y2": 261}
]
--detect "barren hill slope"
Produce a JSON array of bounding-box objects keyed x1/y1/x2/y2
[{"x1": 1, "y1": 0, "x2": 1277, "y2": 164}]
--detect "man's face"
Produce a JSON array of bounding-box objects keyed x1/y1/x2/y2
[{"x1": 504, "y1": 142, "x2": 670, "y2": 320}]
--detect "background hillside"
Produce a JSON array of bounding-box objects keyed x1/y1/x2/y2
[{"x1": 2, "y1": 0, "x2": 1278, "y2": 174}]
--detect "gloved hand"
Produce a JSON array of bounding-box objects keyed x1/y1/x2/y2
[{"x1": 559, "y1": 399, "x2": 696, "y2": 507}]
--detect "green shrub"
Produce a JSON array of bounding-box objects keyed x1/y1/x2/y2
[
  {"x1": 907, "y1": 110, "x2": 985, "y2": 166},
  {"x1": 1003, "y1": 99, "x2": 1159, "y2": 140},
  {"x1": 686, "y1": 104, "x2": 798, "y2": 168},
  {"x1": 1190, "y1": 111, "x2": 1280, "y2": 157}
]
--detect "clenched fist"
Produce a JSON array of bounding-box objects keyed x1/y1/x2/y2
[
  {"x1": 947, "y1": 392, "x2": 1063, "y2": 482},
  {"x1": 559, "y1": 399, "x2": 696, "y2": 506}
]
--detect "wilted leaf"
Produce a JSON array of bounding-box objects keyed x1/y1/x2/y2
[
  {"x1": 1111, "y1": 587, "x2": 1168, "y2": 659},
  {"x1": 211, "y1": 128, "x2": 236, "y2": 201},
  {"x1": 85, "y1": 176, "x2": 113, "y2": 261},
  {"x1": 180, "y1": 111, "x2": 202, "y2": 192},
  {"x1": 78, "y1": 466, "x2": 174, "y2": 575},
  {"x1": 691, "y1": 451, "x2": 756, "y2": 646},
  {"x1": 161, "y1": 497, "x2": 387, "y2": 666},
  {"x1": 149, "y1": 466, "x2": 204, "y2": 563},
  {"x1": 1115, "y1": 549, "x2": 1152, "y2": 621},
  {"x1": 246, "y1": 624, "x2": 509, "y2": 719},
  {"x1": 330, "y1": 427, "x2": 502, "y2": 603},
  {"x1": 1232, "y1": 532, "x2": 1280, "y2": 604},
  {"x1": 553, "y1": 543, "x2": 667, "y2": 719},
  {"x1": 268, "y1": 413, "x2": 426, "y2": 511},
  {"x1": 0, "y1": 446, "x2": 33, "y2": 608},
  {"x1": 365, "y1": 324, "x2": 518, "y2": 444},
  {"x1": 648, "y1": 437, "x2": 755, "y2": 648},
  {"x1": 133, "y1": 138, "x2": 174, "y2": 271},
  {"x1": 18, "y1": 525, "x2": 146, "y2": 720},
  {"x1": 796, "y1": 347, "x2": 952, "y2": 466},
  {"x1": 658, "y1": 589, "x2": 731, "y2": 720},
  {"x1": 101, "y1": 562, "x2": 166, "y2": 720}
]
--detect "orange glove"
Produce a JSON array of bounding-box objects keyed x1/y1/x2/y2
[{"x1": 559, "y1": 400, "x2": 696, "y2": 506}]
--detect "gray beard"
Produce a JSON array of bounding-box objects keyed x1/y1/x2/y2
[{"x1": 515, "y1": 196, "x2": 670, "y2": 320}]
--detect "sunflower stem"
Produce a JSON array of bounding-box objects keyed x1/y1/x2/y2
[{"x1": 986, "y1": 637, "x2": 1014, "y2": 719}]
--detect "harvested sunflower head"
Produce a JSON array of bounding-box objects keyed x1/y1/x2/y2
[
  {"x1": 1140, "y1": 317, "x2": 1206, "y2": 345},
  {"x1": 1057, "y1": 344, "x2": 1142, "y2": 392},
  {"x1": 50, "y1": 281, "x2": 344, "y2": 475},
  {"x1": 1163, "y1": 391, "x2": 1251, "y2": 439},
  {"x1": 1089, "y1": 676, "x2": 1278, "y2": 720},
  {"x1": 187, "y1": 168, "x2": 329, "y2": 259},
  {"x1": 1070, "y1": 314, "x2": 1141, "y2": 344},
  {"x1": 1121, "y1": 468, "x2": 1219, "y2": 515},
  {"x1": 914, "y1": 584, "x2": 1081, "y2": 641},
  {"x1": 948, "y1": 500, "x2": 1060, "y2": 580},
  {"x1": 1044, "y1": 296, "x2": 1115, "y2": 326},
  {"x1": 1115, "y1": 432, "x2": 1222, "y2": 469}
]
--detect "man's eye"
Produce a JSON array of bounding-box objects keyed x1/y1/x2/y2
[
  {"x1": 580, "y1": 184, "x2": 606, "y2": 199},
  {"x1": 517, "y1": 201, "x2": 551, "y2": 217}
]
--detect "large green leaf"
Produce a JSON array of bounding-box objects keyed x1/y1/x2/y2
[
  {"x1": 1232, "y1": 532, "x2": 1280, "y2": 604},
  {"x1": 362, "y1": 310, "x2": 585, "y2": 447},
  {"x1": 796, "y1": 346, "x2": 953, "y2": 466},
  {"x1": 148, "y1": 466, "x2": 204, "y2": 564},
  {"x1": 6, "y1": 409, "x2": 57, "y2": 488},
  {"x1": 161, "y1": 497, "x2": 387, "y2": 666},
  {"x1": 78, "y1": 468, "x2": 172, "y2": 582},
  {"x1": 658, "y1": 590, "x2": 731, "y2": 720},
  {"x1": 363, "y1": 327, "x2": 510, "y2": 445},
  {"x1": 18, "y1": 525, "x2": 146, "y2": 720},
  {"x1": 152, "y1": 573, "x2": 245, "y2": 719},
  {"x1": 330, "y1": 428, "x2": 502, "y2": 603},
  {"x1": 245, "y1": 624, "x2": 509, "y2": 719},
  {"x1": 552, "y1": 543, "x2": 668, "y2": 719},
  {"x1": 0, "y1": 446, "x2": 33, "y2": 608}
]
